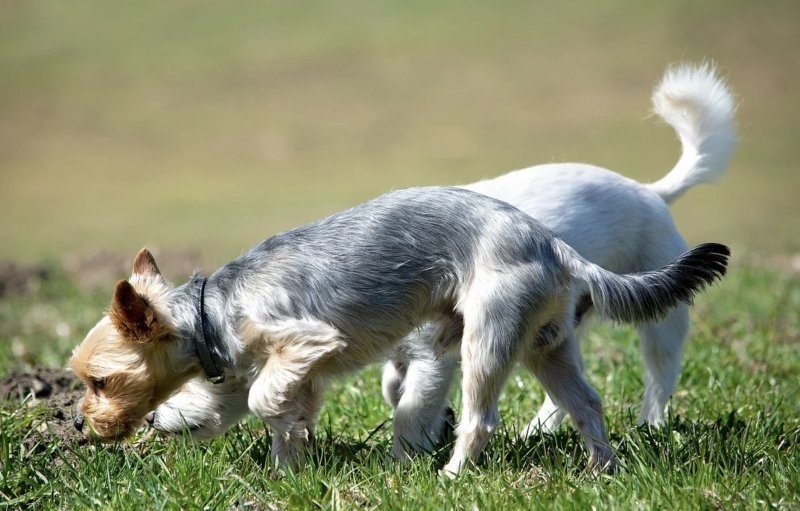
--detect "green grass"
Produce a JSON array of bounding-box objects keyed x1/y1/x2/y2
[{"x1": 1, "y1": 264, "x2": 798, "y2": 509}]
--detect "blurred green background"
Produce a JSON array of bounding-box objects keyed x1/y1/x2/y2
[{"x1": 2, "y1": 0, "x2": 798, "y2": 268}]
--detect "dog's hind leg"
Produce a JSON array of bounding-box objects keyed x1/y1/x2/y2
[
  {"x1": 381, "y1": 360, "x2": 407, "y2": 409},
  {"x1": 441, "y1": 307, "x2": 519, "y2": 476},
  {"x1": 635, "y1": 233, "x2": 691, "y2": 427},
  {"x1": 523, "y1": 333, "x2": 615, "y2": 473},
  {"x1": 523, "y1": 304, "x2": 594, "y2": 437},
  {"x1": 442, "y1": 346, "x2": 511, "y2": 476},
  {"x1": 638, "y1": 303, "x2": 689, "y2": 427},
  {"x1": 389, "y1": 319, "x2": 462, "y2": 458},
  {"x1": 525, "y1": 394, "x2": 569, "y2": 436}
]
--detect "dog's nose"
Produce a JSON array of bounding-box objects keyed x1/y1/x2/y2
[
  {"x1": 74, "y1": 414, "x2": 85, "y2": 432},
  {"x1": 144, "y1": 411, "x2": 155, "y2": 426}
]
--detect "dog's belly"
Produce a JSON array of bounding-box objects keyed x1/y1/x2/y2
[
  {"x1": 320, "y1": 310, "x2": 462, "y2": 377},
  {"x1": 323, "y1": 339, "x2": 399, "y2": 375}
]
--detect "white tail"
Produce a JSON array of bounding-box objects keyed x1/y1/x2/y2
[{"x1": 647, "y1": 63, "x2": 737, "y2": 204}]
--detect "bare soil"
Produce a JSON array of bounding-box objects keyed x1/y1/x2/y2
[
  {"x1": 0, "y1": 261, "x2": 50, "y2": 298},
  {"x1": 0, "y1": 368, "x2": 87, "y2": 448}
]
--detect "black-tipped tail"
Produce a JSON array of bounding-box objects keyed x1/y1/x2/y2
[
  {"x1": 663, "y1": 242, "x2": 730, "y2": 292},
  {"x1": 566, "y1": 242, "x2": 730, "y2": 324}
]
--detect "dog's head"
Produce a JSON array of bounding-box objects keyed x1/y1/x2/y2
[{"x1": 69, "y1": 249, "x2": 192, "y2": 441}]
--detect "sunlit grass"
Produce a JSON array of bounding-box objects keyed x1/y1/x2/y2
[{"x1": 1, "y1": 264, "x2": 798, "y2": 509}]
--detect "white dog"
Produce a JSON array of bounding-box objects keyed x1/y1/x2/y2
[{"x1": 148, "y1": 62, "x2": 736, "y2": 452}]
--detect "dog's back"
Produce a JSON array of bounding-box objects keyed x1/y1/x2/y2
[
  {"x1": 216, "y1": 186, "x2": 559, "y2": 344},
  {"x1": 213, "y1": 184, "x2": 727, "y2": 351},
  {"x1": 463, "y1": 163, "x2": 675, "y2": 273}
]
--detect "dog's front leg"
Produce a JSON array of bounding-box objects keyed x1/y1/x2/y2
[
  {"x1": 250, "y1": 372, "x2": 328, "y2": 471},
  {"x1": 271, "y1": 385, "x2": 327, "y2": 471},
  {"x1": 244, "y1": 317, "x2": 344, "y2": 471}
]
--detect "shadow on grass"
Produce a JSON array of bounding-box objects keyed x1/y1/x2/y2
[
  {"x1": 236, "y1": 409, "x2": 798, "y2": 478},
  {"x1": 177, "y1": 408, "x2": 797, "y2": 482},
  {"x1": 217, "y1": 417, "x2": 395, "y2": 474},
  {"x1": 612, "y1": 410, "x2": 797, "y2": 476}
]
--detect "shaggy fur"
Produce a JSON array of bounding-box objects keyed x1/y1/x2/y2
[
  {"x1": 150, "y1": 62, "x2": 736, "y2": 454},
  {"x1": 70, "y1": 183, "x2": 728, "y2": 476}
]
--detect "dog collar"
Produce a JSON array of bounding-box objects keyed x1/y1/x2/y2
[{"x1": 197, "y1": 277, "x2": 226, "y2": 384}]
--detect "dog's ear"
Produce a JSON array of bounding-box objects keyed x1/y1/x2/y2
[
  {"x1": 132, "y1": 248, "x2": 163, "y2": 279},
  {"x1": 109, "y1": 280, "x2": 163, "y2": 342}
]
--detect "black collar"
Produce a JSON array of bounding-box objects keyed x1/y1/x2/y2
[{"x1": 196, "y1": 277, "x2": 225, "y2": 384}]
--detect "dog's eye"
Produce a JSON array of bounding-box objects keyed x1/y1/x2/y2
[{"x1": 91, "y1": 377, "x2": 106, "y2": 390}]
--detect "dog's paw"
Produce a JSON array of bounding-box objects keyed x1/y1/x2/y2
[
  {"x1": 438, "y1": 466, "x2": 460, "y2": 480},
  {"x1": 588, "y1": 452, "x2": 616, "y2": 476},
  {"x1": 440, "y1": 455, "x2": 472, "y2": 479}
]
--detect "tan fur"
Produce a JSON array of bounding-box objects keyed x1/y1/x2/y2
[
  {"x1": 132, "y1": 248, "x2": 163, "y2": 279},
  {"x1": 108, "y1": 281, "x2": 162, "y2": 342},
  {"x1": 69, "y1": 252, "x2": 200, "y2": 441},
  {"x1": 245, "y1": 317, "x2": 346, "y2": 416}
]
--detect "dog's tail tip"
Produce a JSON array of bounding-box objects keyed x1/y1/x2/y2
[
  {"x1": 648, "y1": 61, "x2": 737, "y2": 204},
  {"x1": 653, "y1": 61, "x2": 737, "y2": 124},
  {"x1": 685, "y1": 242, "x2": 731, "y2": 261},
  {"x1": 675, "y1": 242, "x2": 731, "y2": 281}
]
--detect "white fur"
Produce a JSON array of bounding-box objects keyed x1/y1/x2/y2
[{"x1": 649, "y1": 62, "x2": 736, "y2": 203}]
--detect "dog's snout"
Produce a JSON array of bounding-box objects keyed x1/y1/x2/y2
[
  {"x1": 73, "y1": 414, "x2": 85, "y2": 432},
  {"x1": 145, "y1": 411, "x2": 155, "y2": 426}
]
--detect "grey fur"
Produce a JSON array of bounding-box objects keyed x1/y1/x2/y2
[
  {"x1": 172, "y1": 186, "x2": 556, "y2": 369},
  {"x1": 155, "y1": 186, "x2": 727, "y2": 474}
]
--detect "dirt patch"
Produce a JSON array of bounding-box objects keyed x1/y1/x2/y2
[
  {"x1": 0, "y1": 261, "x2": 51, "y2": 298},
  {"x1": 0, "y1": 368, "x2": 87, "y2": 447},
  {"x1": 29, "y1": 386, "x2": 88, "y2": 450},
  {"x1": 0, "y1": 367, "x2": 78, "y2": 401}
]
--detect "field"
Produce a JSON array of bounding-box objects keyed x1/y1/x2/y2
[{"x1": 2, "y1": 0, "x2": 800, "y2": 509}]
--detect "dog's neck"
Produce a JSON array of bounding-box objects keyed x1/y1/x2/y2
[
  {"x1": 195, "y1": 277, "x2": 226, "y2": 383},
  {"x1": 168, "y1": 276, "x2": 233, "y2": 383}
]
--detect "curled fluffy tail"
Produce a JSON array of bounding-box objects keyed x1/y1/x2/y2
[
  {"x1": 647, "y1": 62, "x2": 737, "y2": 204},
  {"x1": 555, "y1": 240, "x2": 730, "y2": 324}
]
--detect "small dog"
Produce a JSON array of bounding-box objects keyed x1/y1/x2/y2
[
  {"x1": 150, "y1": 63, "x2": 736, "y2": 452},
  {"x1": 70, "y1": 184, "x2": 728, "y2": 475}
]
